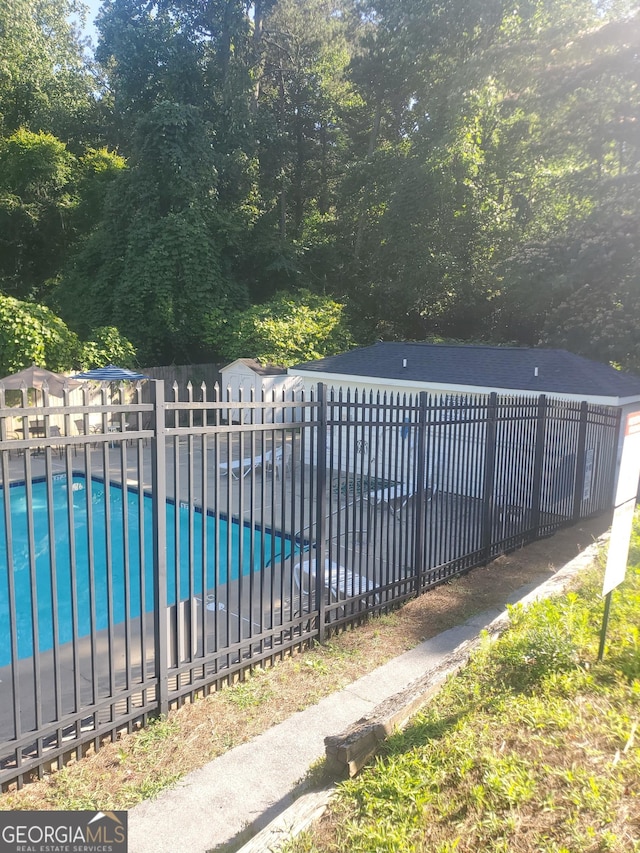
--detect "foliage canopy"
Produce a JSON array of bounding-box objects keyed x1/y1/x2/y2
[
  {"x1": 1, "y1": 0, "x2": 640, "y2": 372},
  {"x1": 207, "y1": 289, "x2": 354, "y2": 366},
  {"x1": 0, "y1": 294, "x2": 136, "y2": 377}
]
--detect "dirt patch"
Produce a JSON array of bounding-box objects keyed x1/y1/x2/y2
[{"x1": 0, "y1": 515, "x2": 610, "y2": 811}]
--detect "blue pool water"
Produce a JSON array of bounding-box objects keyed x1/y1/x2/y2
[{"x1": 0, "y1": 475, "x2": 292, "y2": 666}]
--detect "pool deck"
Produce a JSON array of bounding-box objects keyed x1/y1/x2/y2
[{"x1": 3, "y1": 434, "x2": 309, "y2": 508}]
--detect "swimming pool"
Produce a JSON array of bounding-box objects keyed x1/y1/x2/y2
[{"x1": 0, "y1": 474, "x2": 292, "y2": 665}]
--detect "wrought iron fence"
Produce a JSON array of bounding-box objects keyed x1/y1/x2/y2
[{"x1": 0, "y1": 379, "x2": 619, "y2": 788}]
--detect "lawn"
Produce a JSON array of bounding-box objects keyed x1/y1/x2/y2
[{"x1": 283, "y1": 518, "x2": 640, "y2": 853}]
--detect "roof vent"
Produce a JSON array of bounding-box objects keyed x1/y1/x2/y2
[
  {"x1": 534, "y1": 366, "x2": 539, "y2": 377},
  {"x1": 402, "y1": 358, "x2": 407, "y2": 368}
]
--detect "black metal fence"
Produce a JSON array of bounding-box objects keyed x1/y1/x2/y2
[{"x1": 0, "y1": 380, "x2": 619, "y2": 788}]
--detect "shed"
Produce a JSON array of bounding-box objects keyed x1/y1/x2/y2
[
  {"x1": 288, "y1": 342, "x2": 640, "y2": 504},
  {"x1": 220, "y1": 358, "x2": 303, "y2": 423}
]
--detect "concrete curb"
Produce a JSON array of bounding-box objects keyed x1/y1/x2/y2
[{"x1": 235, "y1": 533, "x2": 606, "y2": 853}]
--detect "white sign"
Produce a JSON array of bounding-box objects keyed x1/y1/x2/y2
[
  {"x1": 602, "y1": 411, "x2": 640, "y2": 596},
  {"x1": 615, "y1": 411, "x2": 640, "y2": 505},
  {"x1": 603, "y1": 499, "x2": 636, "y2": 596}
]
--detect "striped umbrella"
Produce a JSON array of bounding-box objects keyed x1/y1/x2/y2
[{"x1": 73, "y1": 365, "x2": 148, "y2": 381}]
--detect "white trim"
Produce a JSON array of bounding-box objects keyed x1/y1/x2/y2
[{"x1": 288, "y1": 368, "x2": 640, "y2": 407}]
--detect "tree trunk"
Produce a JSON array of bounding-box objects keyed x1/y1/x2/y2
[
  {"x1": 293, "y1": 96, "x2": 305, "y2": 236},
  {"x1": 319, "y1": 121, "x2": 329, "y2": 215},
  {"x1": 367, "y1": 103, "x2": 383, "y2": 156},
  {"x1": 252, "y1": 0, "x2": 266, "y2": 111},
  {"x1": 354, "y1": 103, "x2": 383, "y2": 258},
  {"x1": 280, "y1": 183, "x2": 287, "y2": 241},
  {"x1": 220, "y1": 0, "x2": 234, "y2": 89},
  {"x1": 278, "y1": 68, "x2": 288, "y2": 241}
]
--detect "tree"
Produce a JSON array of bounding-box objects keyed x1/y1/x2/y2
[
  {"x1": 0, "y1": 0, "x2": 96, "y2": 141},
  {"x1": 334, "y1": 1, "x2": 640, "y2": 344},
  {"x1": 0, "y1": 129, "x2": 76, "y2": 300},
  {"x1": 205, "y1": 288, "x2": 354, "y2": 365},
  {"x1": 73, "y1": 146, "x2": 127, "y2": 226},
  {"x1": 0, "y1": 129, "x2": 125, "y2": 302},
  {"x1": 57, "y1": 102, "x2": 248, "y2": 364},
  {"x1": 506, "y1": 206, "x2": 640, "y2": 371},
  {"x1": 0, "y1": 295, "x2": 138, "y2": 376},
  {"x1": 0, "y1": 294, "x2": 80, "y2": 375},
  {"x1": 95, "y1": 0, "x2": 270, "y2": 301},
  {"x1": 79, "y1": 326, "x2": 137, "y2": 369},
  {"x1": 255, "y1": 0, "x2": 356, "y2": 237},
  {"x1": 95, "y1": 0, "x2": 206, "y2": 132},
  {"x1": 489, "y1": 9, "x2": 640, "y2": 359},
  {"x1": 2, "y1": 0, "x2": 639, "y2": 367}
]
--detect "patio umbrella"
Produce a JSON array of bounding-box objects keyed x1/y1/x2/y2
[
  {"x1": 72, "y1": 365, "x2": 149, "y2": 381},
  {"x1": 73, "y1": 365, "x2": 149, "y2": 415},
  {"x1": 0, "y1": 364, "x2": 82, "y2": 400}
]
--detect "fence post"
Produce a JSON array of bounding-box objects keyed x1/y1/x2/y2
[
  {"x1": 572, "y1": 401, "x2": 589, "y2": 521},
  {"x1": 315, "y1": 383, "x2": 328, "y2": 643},
  {"x1": 150, "y1": 379, "x2": 169, "y2": 715},
  {"x1": 530, "y1": 395, "x2": 547, "y2": 540},
  {"x1": 481, "y1": 393, "x2": 498, "y2": 562},
  {"x1": 412, "y1": 392, "x2": 429, "y2": 593}
]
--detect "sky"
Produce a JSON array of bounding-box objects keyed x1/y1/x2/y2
[{"x1": 81, "y1": 0, "x2": 102, "y2": 44}]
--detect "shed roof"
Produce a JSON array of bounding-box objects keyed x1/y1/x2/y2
[
  {"x1": 291, "y1": 342, "x2": 640, "y2": 402},
  {"x1": 221, "y1": 358, "x2": 287, "y2": 377}
]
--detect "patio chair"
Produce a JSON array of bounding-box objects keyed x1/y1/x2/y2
[
  {"x1": 49, "y1": 425, "x2": 64, "y2": 458},
  {"x1": 366, "y1": 482, "x2": 433, "y2": 514},
  {"x1": 73, "y1": 418, "x2": 101, "y2": 452},
  {"x1": 219, "y1": 453, "x2": 265, "y2": 479},
  {"x1": 264, "y1": 444, "x2": 292, "y2": 477},
  {"x1": 106, "y1": 417, "x2": 132, "y2": 447},
  {"x1": 367, "y1": 482, "x2": 415, "y2": 514},
  {"x1": 293, "y1": 555, "x2": 378, "y2": 612},
  {"x1": 219, "y1": 443, "x2": 291, "y2": 479}
]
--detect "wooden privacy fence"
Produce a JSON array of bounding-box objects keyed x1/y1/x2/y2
[{"x1": 0, "y1": 380, "x2": 620, "y2": 788}]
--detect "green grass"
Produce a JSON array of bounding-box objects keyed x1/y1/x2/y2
[
  {"x1": 283, "y1": 518, "x2": 640, "y2": 853},
  {"x1": 26, "y1": 716, "x2": 184, "y2": 811},
  {"x1": 221, "y1": 667, "x2": 276, "y2": 709}
]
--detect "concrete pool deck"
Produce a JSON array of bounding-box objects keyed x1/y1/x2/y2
[{"x1": 126, "y1": 528, "x2": 607, "y2": 853}]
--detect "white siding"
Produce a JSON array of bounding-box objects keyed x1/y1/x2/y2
[{"x1": 220, "y1": 362, "x2": 303, "y2": 423}]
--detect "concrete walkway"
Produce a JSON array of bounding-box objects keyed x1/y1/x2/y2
[{"x1": 128, "y1": 535, "x2": 605, "y2": 853}]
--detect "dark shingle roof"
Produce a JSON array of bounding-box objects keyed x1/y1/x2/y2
[{"x1": 292, "y1": 343, "x2": 640, "y2": 400}]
